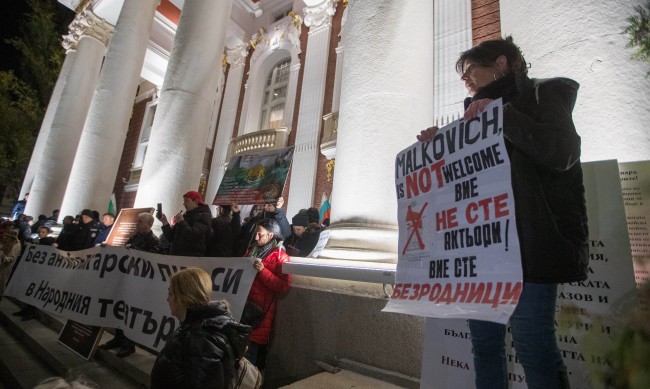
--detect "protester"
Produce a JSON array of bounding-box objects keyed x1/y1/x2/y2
[
  {"x1": 32, "y1": 376, "x2": 96, "y2": 389},
  {"x1": 53, "y1": 215, "x2": 77, "y2": 251},
  {"x1": 16, "y1": 214, "x2": 33, "y2": 244},
  {"x1": 234, "y1": 197, "x2": 291, "y2": 257},
  {"x1": 93, "y1": 212, "x2": 115, "y2": 245},
  {"x1": 100, "y1": 212, "x2": 160, "y2": 357},
  {"x1": 242, "y1": 218, "x2": 291, "y2": 370},
  {"x1": 285, "y1": 211, "x2": 319, "y2": 257},
  {"x1": 71, "y1": 209, "x2": 99, "y2": 251},
  {"x1": 36, "y1": 226, "x2": 56, "y2": 246},
  {"x1": 417, "y1": 36, "x2": 588, "y2": 388},
  {"x1": 12, "y1": 225, "x2": 54, "y2": 320},
  {"x1": 47, "y1": 209, "x2": 60, "y2": 224},
  {"x1": 160, "y1": 191, "x2": 212, "y2": 256},
  {"x1": 150, "y1": 267, "x2": 251, "y2": 389},
  {"x1": 0, "y1": 229, "x2": 21, "y2": 299},
  {"x1": 9, "y1": 193, "x2": 28, "y2": 220},
  {"x1": 208, "y1": 204, "x2": 241, "y2": 257}
]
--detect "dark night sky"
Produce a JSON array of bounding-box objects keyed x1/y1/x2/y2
[{"x1": 0, "y1": 1, "x2": 74, "y2": 73}]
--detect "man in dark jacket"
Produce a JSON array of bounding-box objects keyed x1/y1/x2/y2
[
  {"x1": 71, "y1": 209, "x2": 99, "y2": 251},
  {"x1": 208, "y1": 204, "x2": 241, "y2": 257},
  {"x1": 160, "y1": 191, "x2": 212, "y2": 256}
]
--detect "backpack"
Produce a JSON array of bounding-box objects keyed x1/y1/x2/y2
[{"x1": 233, "y1": 357, "x2": 262, "y2": 389}]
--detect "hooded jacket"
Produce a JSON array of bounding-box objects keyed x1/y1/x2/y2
[
  {"x1": 150, "y1": 302, "x2": 251, "y2": 389},
  {"x1": 469, "y1": 74, "x2": 589, "y2": 283}
]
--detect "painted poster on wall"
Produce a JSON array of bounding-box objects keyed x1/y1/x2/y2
[
  {"x1": 618, "y1": 160, "x2": 650, "y2": 289},
  {"x1": 419, "y1": 159, "x2": 637, "y2": 389},
  {"x1": 213, "y1": 146, "x2": 294, "y2": 206},
  {"x1": 383, "y1": 100, "x2": 523, "y2": 324}
]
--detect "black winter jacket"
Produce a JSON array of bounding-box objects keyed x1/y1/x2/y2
[
  {"x1": 470, "y1": 74, "x2": 589, "y2": 283},
  {"x1": 162, "y1": 204, "x2": 212, "y2": 257},
  {"x1": 126, "y1": 230, "x2": 161, "y2": 253},
  {"x1": 150, "y1": 302, "x2": 251, "y2": 389}
]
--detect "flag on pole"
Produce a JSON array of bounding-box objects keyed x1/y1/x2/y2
[
  {"x1": 108, "y1": 193, "x2": 117, "y2": 215},
  {"x1": 319, "y1": 192, "x2": 331, "y2": 224}
]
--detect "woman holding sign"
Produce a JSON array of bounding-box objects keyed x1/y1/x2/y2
[{"x1": 418, "y1": 36, "x2": 588, "y2": 389}]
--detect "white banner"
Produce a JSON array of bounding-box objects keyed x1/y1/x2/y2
[
  {"x1": 384, "y1": 100, "x2": 522, "y2": 323},
  {"x1": 420, "y1": 159, "x2": 638, "y2": 388},
  {"x1": 5, "y1": 244, "x2": 257, "y2": 351}
]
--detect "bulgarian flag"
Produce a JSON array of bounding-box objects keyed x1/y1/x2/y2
[{"x1": 319, "y1": 192, "x2": 331, "y2": 224}]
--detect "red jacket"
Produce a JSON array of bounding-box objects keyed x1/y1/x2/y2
[{"x1": 246, "y1": 246, "x2": 290, "y2": 344}]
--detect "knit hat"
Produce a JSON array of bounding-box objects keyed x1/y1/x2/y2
[
  {"x1": 183, "y1": 191, "x2": 206, "y2": 205},
  {"x1": 292, "y1": 213, "x2": 309, "y2": 227},
  {"x1": 306, "y1": 207, "x2": 320, "y2": 224},
  {"x1": 80, "y1": 209, "x2": 94, "y2": 218}
]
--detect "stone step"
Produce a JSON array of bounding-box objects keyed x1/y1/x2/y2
[{"x1": 0, "y1": 298, "x2": 148, "y2": 388}]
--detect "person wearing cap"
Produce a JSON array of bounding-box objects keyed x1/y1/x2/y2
[
  {"x1": 70, "y1": 209, "x2": 100, "y2": 251},
  {"x1": 284, "y1": 211, "x2": 320, "y2": 257},
  {"x1": 160, "y1": 191, "x2": 212, "y2": 257}
]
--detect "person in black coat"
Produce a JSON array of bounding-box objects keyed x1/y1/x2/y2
[
  {"x1": 417, "y1": 36, "x2": 588, "y2": 389},
  {"x1": 160, "y1": 191, "x2": 212, "y2": 257},
  {"x1": 150, "y1": 268, "x2": 251, "y2": 389},
  {"x1": 70, "y1": 209, "x2": 99, "y2": 251}
]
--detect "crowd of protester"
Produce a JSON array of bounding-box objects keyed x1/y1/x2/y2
[{"x1": 2, "y1": 190, "x2": 328, "y2": 387}]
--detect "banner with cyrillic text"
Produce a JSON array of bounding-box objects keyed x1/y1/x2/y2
[
  {"x1": 420, "y1": 159, "x2": 638, "y2": 388},
  {"x1": 5, "y1": 244, "x2": 257, "y2": 351},
  {"x1": 383, "y1": 99, "x2": 522, "y2": 324}
]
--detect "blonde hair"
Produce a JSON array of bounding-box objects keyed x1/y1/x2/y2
[{"x1": 169, "y1": 267, "x2": 212, "y2": 307}]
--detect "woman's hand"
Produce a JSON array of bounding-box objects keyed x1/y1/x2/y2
[
  {"x1": 463, "y1": 98, "x2": 494, "y2": 120},
  {"x1": 253, "y1": 260, "x2": 265, "y2": 273},
  {"x1": 417, "y1": 126, "x2": 438, "y2": 142}
]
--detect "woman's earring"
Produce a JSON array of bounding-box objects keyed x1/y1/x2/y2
[{"x1": 493, "y1": 73, "x2": 498, "y2": 81}]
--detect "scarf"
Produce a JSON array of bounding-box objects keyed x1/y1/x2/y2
[
  {"x1": 466, "y1": 72, "x2": 520, "y2": 108},
  {"x1": 248, "y1": 239, "x2": 279, "y2": 260}
]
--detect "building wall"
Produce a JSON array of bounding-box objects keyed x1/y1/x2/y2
[
  {"x1": 472, "y1": 0, "x2": 501, "y2": 44},
  {"x1": 113, "y1": 95, "x2": 152, "y2": 211},
  {"x1": 265, "y1": 277, "x2": 426, "y2": 385}
]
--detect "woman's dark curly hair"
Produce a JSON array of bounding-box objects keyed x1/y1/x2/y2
[
  {"x1": 257, "y1": 218, "x2": 281, "y2": 238},
  {"x1": 456, "y1": 35, "x2": 528, "y2": 76}
]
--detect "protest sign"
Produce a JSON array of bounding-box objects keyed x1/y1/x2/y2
[
  {"x1": 618, "y1": 160, "x2": 650, "y2": 288},
  {"x1": 420, "y1": 159, "x2": 638, "y2": 389},
  {"x1": 105, "y1": 207, "x2": 155, "y2": 247},
  {"x1": 214, "y1": 146, "x2": 294, "y2": 205},
  {"x1": 4, "y1": 244, "x2": 257, "y2": 352},
  {"x1": 383, "y1": 100, "x2": 522, "y2": 323}
]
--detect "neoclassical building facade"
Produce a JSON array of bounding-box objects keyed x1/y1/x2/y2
[{"x1": 19, "y1": 0, "x2": 650, "y2": 383}]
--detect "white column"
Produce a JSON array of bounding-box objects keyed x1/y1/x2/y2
[
  {"x1": 321, "y1": 0, "x2": 434, "y2": 261},
  {"x1": 286, "y1": 0, "x2": 337, "y2": 218},
  {"x1": 204, "y1": 45, "x2": 248, "y2": 209},
  {"x1": 134, "y1": 0, "x2": 234, "y2": 213},
  {"x1": 500, "y1": 0, "x2": 650, "y2": 163},
  {"x1": 433, "y1": 0, "x2": 472, "y2": 126},
  {"x1": 19, "y1": 52, "x2": 75, "y2": 199},
  {"x1": 24, "y1": 9, "x2": 112, "y2": 218},
  {"x1": 59, "y1": 0, "x2": 160, "y2": 218}
]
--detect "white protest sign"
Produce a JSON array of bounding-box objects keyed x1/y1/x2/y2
[
  {"x1": 5, "y1": 244, "x2": 257, "y2": 351},
  {"x1": 384, "y1": 100, "x2": 522, "y2": 324},
  {"x1": 420, "y1": 159, "x2": 637, "y2": 389}
]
